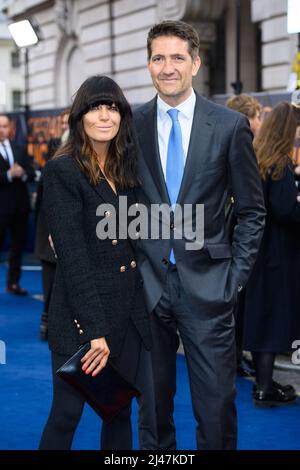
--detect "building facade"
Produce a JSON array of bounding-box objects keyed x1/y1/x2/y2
[
  {"x1": 0, "y1": 11, "x2": 24, "y2": 112},
  {"x1": 0, "y1": 0, "x2": 298, "y2": 110}
]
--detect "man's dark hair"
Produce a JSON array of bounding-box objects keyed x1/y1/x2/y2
[{"x1": 147, "y1": 20, "x2": 200, "y2": 61}]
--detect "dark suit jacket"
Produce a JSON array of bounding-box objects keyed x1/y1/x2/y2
[
  {"x1": 43, "y1": 155, "x2": 152, "y2": 357},
  {"x1": 0, "y1": 142, "x2": 35, "y2": 216},
  {"x1": 133, "y1": 92, "x2": 266, "y2": 317}
]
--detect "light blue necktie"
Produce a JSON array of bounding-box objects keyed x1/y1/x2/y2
[{"x1": 166, "y1": 108, "x2": 184, "y2": 264}]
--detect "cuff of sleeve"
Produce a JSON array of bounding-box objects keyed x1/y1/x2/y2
[
  {"x1": 6, "y1": 171, "x2": 12, "y2": 182},
  {"x1": 73, "y1": 318, "x2": 110, "y2": 345}
]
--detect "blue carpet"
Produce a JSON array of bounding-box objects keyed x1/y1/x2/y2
[{"x1": 0, "y1": 265, "x2": 300, "y2": 450}]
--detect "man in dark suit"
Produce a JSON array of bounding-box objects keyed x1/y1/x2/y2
[
  {"x1": 0, "y1": 114, "x2": 35, "y2": 295},
  {"x1": 133, "y1": 21, "x2": 266, "y2": 450}
]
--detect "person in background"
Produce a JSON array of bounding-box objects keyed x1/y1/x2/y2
[
  {"x1": 225, "y1": 94, "x2": 263, "y2": 378},
  {"x1": 0, "y1": 114, "x2": 35, "y2": 295},
  {"x1": 39, "y1": 75, "x2": 151, "y2": 450},
  {"x1": 261, "y1": 106, "x2": 273, "y2": 122},
  {"x1": 243, "y1": 102, "x2": 300, "y2": 407},
  {"x1": 34, "y1": 109, "x2": 70, "y2": 340},
  {"x1": 226, "y1": 94, "x2": 262, "y2": 136},
  {"x1": 45, "y1": 109, "x2": 70, "y2": 162}
]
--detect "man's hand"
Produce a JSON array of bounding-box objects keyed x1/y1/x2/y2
[
  {"x1": 9, "y1": 163, "x2": 25, "y2": 179},
  {"x1": 48, "y1": 235, "x2": 57, "y2": 258},
  {"x1": 81, "y1": 338, "x2": 110, "y2": 377}
]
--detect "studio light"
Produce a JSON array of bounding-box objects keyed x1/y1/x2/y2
[{"x1": 8, "y1": 19, "x2": 39, "y2": 48}]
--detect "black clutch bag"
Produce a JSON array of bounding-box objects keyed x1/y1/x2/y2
[{"x1": 56, "y1": 343, "x2": 140, "y2": 422}]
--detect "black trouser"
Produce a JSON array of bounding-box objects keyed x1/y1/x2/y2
[
  {"x1": 41, "y1": 261, "x2": 56, "y2": 313},
  {"x1": 39, "y1": 321, "x2": 142, "y2": 450},
  {"x1": 0, "y1": 211, "x2": 29, "y2": 286},
  {"x1": 138, "y1": 269, "x2": 237, "y2": 450}
]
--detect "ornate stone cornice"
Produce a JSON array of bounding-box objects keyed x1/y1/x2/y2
[
  {"x1": 55, "y1": 0, "x2": 74, "y2": 35},
  {"x1": 157, "y1": 0, "x2": 226, "y2": 22}
]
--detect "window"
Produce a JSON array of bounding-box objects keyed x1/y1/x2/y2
[
  {"x1": 12, "y1": 90, "x2": 22, "y2": 111},
  {"x1": 11, "y1": 50, "x2": 21, "y2": 68}
]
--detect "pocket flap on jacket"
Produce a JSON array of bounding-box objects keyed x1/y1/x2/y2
[{"x1": 206, "y1": 243, "x2": 232, "y2": 259}]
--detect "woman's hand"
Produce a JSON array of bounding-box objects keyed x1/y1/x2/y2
[{"x1": 81, "y1": 337, "x2": 110, "y2": 377}]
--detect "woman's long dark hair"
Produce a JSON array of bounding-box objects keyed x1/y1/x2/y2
[
  {"x1": 254, "y1": 102, "x2": 300, "y2": 181},
  {"x1": 55, "y1": 75, "x2": 139, "y2": 189}
]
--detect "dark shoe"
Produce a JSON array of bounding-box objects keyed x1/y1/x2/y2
[
  {"x1": 6, "y1": 284, "x2": 28, "y2": 296},
  {"x1": 253, "y1": 386, "x2": 298, "y2": 408},
  {"x1": 272, "y1": 381, "x2": 296, "y2": 397},
  {"x1": 253, "y1": 381, "x2": 296, "y2": 398},
  {"x1": 40, "y1": 313, "x2": 48, "y2": 341}
]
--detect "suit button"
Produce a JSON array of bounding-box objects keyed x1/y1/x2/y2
[
  {"x1": 170, "y1": 223, "x2": 174, "y2": 230},
  {"x1": 112, "y1": 239, "x2": 118, "y2": 245},
  {"x1": 120, "y1": 265, "x2": 126, "y2": 272},
  {"x1": 130, "y1": 260, "x2": 136, "y2": 269},
  {"x1": 76, "y1": 324, "x2": 80, "y2": 329},
  {"x1": 104, "y1": 211, "x2": 111, "y2": 217},
  {"x1": 79, "y1": 329, "x2": 84, "y2": 335},
  {"x1": 74, "y1": 319, "x2": 78, "y2": 324},
  {"x1": 238, "y1": 284, "x2": 243, "y2": 293}
]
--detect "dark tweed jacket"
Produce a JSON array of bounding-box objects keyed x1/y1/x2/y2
[{"x1": 43, "y1": 155, "x2": 152, "y2": 357}]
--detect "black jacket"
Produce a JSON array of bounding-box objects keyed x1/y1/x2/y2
[
  {"x1": 243, "y1": 165, "x2": 300, "y2": 351},
  {"x1": 43, "y1": 155, "x2": 152, "y2": 357},
  {"x1": 0, "y1": 142, "x2": 35, "y2": 215},
  {"x1": 34, "y1": 176, "x2": 57, "y2": 264}
]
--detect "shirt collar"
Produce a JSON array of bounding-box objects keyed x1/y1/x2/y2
[
  {"x1": 0, "y1": 139, "x2": 10, "y2": 148},
  {"x1": 157, "y1": 89, "x2": 196, "y2": 121}
]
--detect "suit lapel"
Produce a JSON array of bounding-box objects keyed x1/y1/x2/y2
[
  {"x1": 177, "y1": 93, "x2": 216, "y2": 203},
  {"x1": 92, "y1": 177, "x2": 119, "y2": 209},
  {"x1": 0, "y1": 152, "x2": 9, "y2": 168},
  {"x1": 0, "y1": 141, "x2": 14, "y2": 168},
  {"x1": 137, "y1": 98, "x2": 170, "y2": 204},
  {"x1": 92, "y1": 178, "x2": 137, "y2": 251}
]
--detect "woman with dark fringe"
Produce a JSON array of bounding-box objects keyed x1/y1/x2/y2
[{"x1": 39, "y1": 76, "x2": 151, "y2": 449}]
